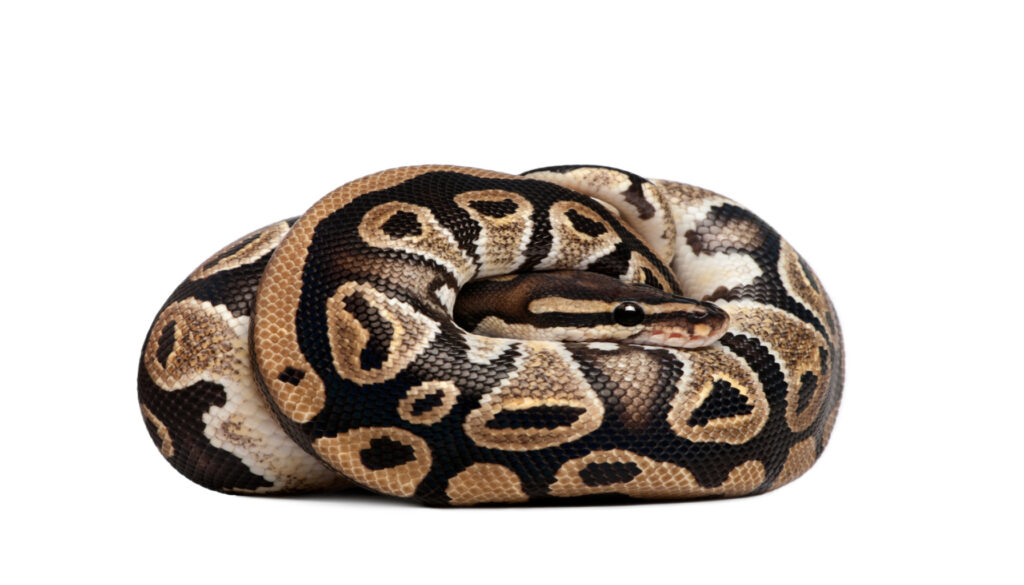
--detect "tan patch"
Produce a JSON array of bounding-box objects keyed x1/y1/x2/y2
[
  {"x1": 397, "y1": 381, "x2": 459, "y2": 425},
  {"x1": 313, "y1": 427, "x2": 432, "y2": 498},
  {"x1": 778, "y1": 239, "x2": 839, "y2": 339},
  {"x1": 666, "y1": 346, "x2": 769, "y2": 444},
  {"x1": 485, "y1": 274, "x2": 520, "y2": 282},
  {"x1": 140, "y1": 404, "x2": 174, "y2": 457},
  {"x1": 772, "y1": 436, "x2": 817, "y2": 490},
  {"x1": 189, "y1": 221, "x2": 290, "y2": 281},
  {"x1": 446, "y1": 463, "x2": 528, "y2": 505},
  {"x1": 526, "y1": 167, "x2": 677, "y2": 265},
  {"x1": 720, "y1": 300, "x2": 831, "y2": 433},
  {"x1": 527, "y1": 298, "x2": 613, "y2": 314},
  {"x1": 464, "y1": 342, "x2": 604, "y2": 451},
  {"x1": 359, "y1": 201, "x2": 476, "y2": 283},
  {"x1": 652, "y1": 179, "x2": 727, "y2": 208},
  {"x1": 326, "y1": 281, "x2": 440, "y2": 386},
  {"x1": 595, "y1": 349, "x2": 665, "y2": 430},
  {"x1": 143, "y1": 298, "x2": 248, "y2": 390},
  {"x1": 254, "y1": 167, "x2": 520, "y2": 428},
  {"x1": 538, "y1": 201, "x2": 620, "y2": 271},
  {"x1": 454, "y1": 190, "x2": 534, "y2": 278},
  {"x1": 549, "y1": 449, "x2": 764, "y2": 499}
]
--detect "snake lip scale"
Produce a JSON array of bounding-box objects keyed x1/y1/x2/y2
[{"x1": 138, "y1": 164, "x2": 843, "y2": 506}]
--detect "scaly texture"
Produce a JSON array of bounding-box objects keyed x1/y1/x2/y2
[{"x1": 137, "y1": 164, "x2": 843, "y2": 505}]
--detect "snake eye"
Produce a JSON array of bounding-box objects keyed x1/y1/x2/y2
[{"x1": 613, "y1": 302, "x2": 644, "y2": 326}]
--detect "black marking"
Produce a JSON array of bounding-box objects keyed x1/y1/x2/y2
[
  {"x1": 380, "y1": 210, "x2": 423, "y2": 239},
  {"x1": 468, "y1": 199, "x2": 518, "y2": 218},
  {"x1": 277, "y1": 366, "x2": 305, "y2": 386},
  {"x1": 411, "y1": 389, "x2": 446, "y2": 415},
  {"x1": 685, "y1": 204, "x2": 769, "y2": 256},
  {"x1": 485, "y1": 405, "x2": 586, "y2": 430},
  {"x1": 641, "y1": 267, "x2": 659, "y2": 288},
  {"x1": 620, "y1": 175, "x2": 656, "y2": 220},
  {"x1": 360, "y1": 437, "x2": 417, "y2": 470},
  {"x1": 340, "y1": 293, "x2": 394, "y2": 371},
  {"x1": 579, "y1": 462, "x2": 643, "y2": 486},
  {"x1": 687, "y1": 380, "x2": 754, "y2": 426},
  {"x1": 155, "y1": 321, "x2": 176, "y2": 368},
  {"x1": 201, "y1": 232, "x2": 261, "y2": 270},
  {"x1": 795, "y1": 371, "x2": 818, "y2": 414},
  {"x1": 565, "y1": 208, "x2": 607, "y2": 237}
]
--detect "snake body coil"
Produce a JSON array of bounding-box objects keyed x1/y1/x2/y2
[{"x1": 138, "y1": 165, "x2": 843, "y2": 505}]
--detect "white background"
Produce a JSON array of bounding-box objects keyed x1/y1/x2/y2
[{"x1": 2, "y1": 2, "x2": 1021, "y2": 583}]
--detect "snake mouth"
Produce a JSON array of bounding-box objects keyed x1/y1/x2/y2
[
  {"x1": 628, "y1": 301, "x2": 730, "y2": 349},
  {"x1": 630, "y1": 327, "x2": 725, "y2": 349}
]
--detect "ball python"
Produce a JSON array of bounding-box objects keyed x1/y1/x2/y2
[{"x1": 138, "y1": 165, "x2": 843, "y2": 506}]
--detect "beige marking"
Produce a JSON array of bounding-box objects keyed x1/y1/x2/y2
[
  {"x1": 326, "y1": 281, "x2": 440, "y2": 386},
  {"x1": 141, "y1": 404, "x2": 174, "y2": 458},
  {"x1": 666, "y1": 346, "x2": 769, "y2": 444},
  {"x1": 446, "y1": 463, "x2": 528, "y2": 505},
  {"x1": 527, "y1": 297, "x2": 701, "y2": 316},
  {"x1": 189, "y1": 221, "x2": 290, "y2": 281},
  {"x1": 359, "y1": 201, "x2": 476, "y2": 284},
  {"x1": 537, "y1": 201, "x2": 620, "y2": 271},
  {"x1": 434, "y1": 284, "x2": 457, "y2": 312},
  {"x1": 313, "y1": 427, "x2": 431, "y2": 498},
  {"x1": 778, "y1": 239, "x2": 841, "y2": 340},
  {"x1": 397, "y1": 381, "x2": 460, "y2": 425},
  {"x1": 484, "y1": 274, "x2": 520, "y2": 282},
  {"x1": 464, "y1": 342, "x2": 604, "y2": 451},
  {"x1": 454, "y1": 190, "x2": 534, "y2": 278},
  {"x1": 464, "y1": 335, "x2": 516, "y2": 366},
  {"x1": 527, "y1": 298, "x2": 613, "y2": 314},
  {"x1": 144, "y1": 298, "x2": 248, "y2": 391},
  {"x1": 549, "y1": 449, "x2": 764, "y2": 499}
]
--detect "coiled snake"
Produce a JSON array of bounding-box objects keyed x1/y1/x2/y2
[{"x1": 138, "y1": 165, "x2": 843, "y2": 505}]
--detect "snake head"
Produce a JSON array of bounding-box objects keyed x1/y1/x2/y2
[{"x1": 454, "y1": 271, "x2": 729, "y2": 349}]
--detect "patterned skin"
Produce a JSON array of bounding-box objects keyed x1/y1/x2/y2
[{"x1": 138, "y1": 165, "x2": 843, "y2": 505}]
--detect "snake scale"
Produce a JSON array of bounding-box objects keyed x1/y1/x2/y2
[{"x1": 138, "y1": 165, "x2": 843, "y2": 506}]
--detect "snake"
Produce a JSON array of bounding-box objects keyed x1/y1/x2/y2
[{"x1": 138, "y1": 165, "x2": 843, "y2": 506}]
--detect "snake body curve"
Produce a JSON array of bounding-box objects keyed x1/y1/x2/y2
[{"x1": 138, "y1": 165, "x2": 843, "y2": 505}]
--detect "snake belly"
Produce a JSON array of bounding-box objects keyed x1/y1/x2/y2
[{"x1": 138, "y1": 164, "x2": 843, "y2": 505}]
